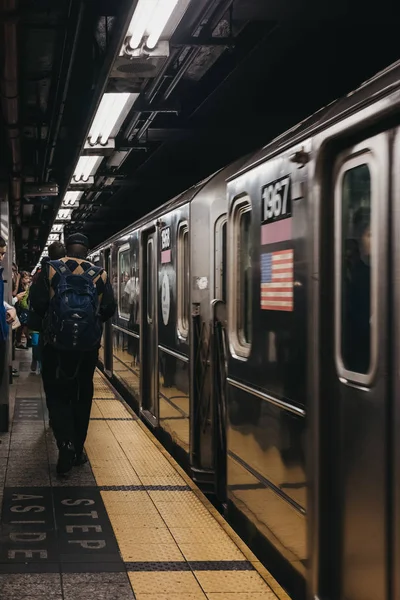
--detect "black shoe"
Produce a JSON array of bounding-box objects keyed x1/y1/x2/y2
[
  {"x1": 56, "y1": 441, "x2": 75, "y2": 475},
  {"x1": 12, "y1": 368, "x2": 19, "y2": 377},
  {"x1": 73, "y1": 450, "x2": 88, "y2": 466}
]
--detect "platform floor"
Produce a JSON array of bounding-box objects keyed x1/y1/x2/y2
[{"x1": 0, "y1": 351, "x2": 290, "y2": 599}]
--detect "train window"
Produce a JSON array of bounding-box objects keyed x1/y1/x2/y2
[
  {"x1": 118, "y1": 244, "x2": 131, "y2": 320},
  {"x1": 177, "y1": 221, "x2": 189, "y2": 339},
  {"x1": 215, "y1": 215, "x2": 227, "y2": 301},
  {"x1": 335, "y1": 154, "x2": 376, "y2": 383},
  {"x1": 147, "y1": 238, "x2": 154, "y2": 322},
  {"x1": 230, "y1": 197, "x2": 252, "y2": 358}
]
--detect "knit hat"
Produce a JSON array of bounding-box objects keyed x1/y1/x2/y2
[{"x1": 66, "y1": 233, "x2": 89, "y2": 249}]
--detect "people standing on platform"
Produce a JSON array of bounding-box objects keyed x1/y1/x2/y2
[
  {"x1": 0, "y1": 237, "x2": 18, "y2": 388},
  {"x1": 11, "y1": 262, "x2": 21, "y2": 377},
  {"x1": 15, "y1": 271, "x2": 31, "y2": 349},
  {"x1": 30, "y1": 233, "x2": 116, "y2": 475}
]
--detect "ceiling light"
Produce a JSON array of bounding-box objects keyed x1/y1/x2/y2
[
  {"x1": 56, "y1": 208, "x2": 73, "y2": 221},
  {"x1": 126, "y1": 0, "x2": 179, "y2": 50},
  {"x1": 147, "y1": 0, "x2": 179, "y2": 49},
  {"x1": 62, "y1": 191, "x2": 82, "y2": 207},
  {"x1": 51, "y1": 224, "x2": 64, "y2": 233},
  {"x1": 72, "y1": 156, "x2": 103, "y2": 182},
  {"x1": 88, "y1": 93, "x2": 133, "y2": 146},
  {"x1": 48, "y1": 234, "x2": 60, "y2": 242}
]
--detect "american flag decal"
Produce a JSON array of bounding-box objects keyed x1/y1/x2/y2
[{"x1": 261, "y1": 249, "x2": 294, "y2": 312}]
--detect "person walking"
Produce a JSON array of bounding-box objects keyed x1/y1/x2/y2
[{"x1": 30, "y1": 233, "x2": 116, "y2": 475}]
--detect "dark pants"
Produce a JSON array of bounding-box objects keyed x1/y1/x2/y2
[
  {"x1": 41, "y1": 344, "x2": 98, "y2": 454},
  {"x1": 40, "y1": 336, "x2": 51, "y2": 411}
]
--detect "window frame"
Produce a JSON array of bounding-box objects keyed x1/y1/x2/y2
[
  {"x1": 177, "y1": 221, "x2": 189, "y2": 340},
  {"x1": 146, "y1": 237, "x2": 154, "y2": 324},
  {"x1": 334, "y1": 149, "x2": 378, "y2": 386},
  {"x1": 117, "y1": 243, "x2": 131, "y2": 321},
  {"x1": 214, "y1": 214, "x2": 227, "y2": 302},
  {"x1": 229, "y1": 195, "x2": 252, "y2": 359}
]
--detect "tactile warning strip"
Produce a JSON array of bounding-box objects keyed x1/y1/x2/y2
[{"x1": 85, "y1": 370, "x2": 291, "y2": 600}]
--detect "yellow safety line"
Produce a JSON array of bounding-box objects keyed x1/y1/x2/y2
[{"x1": 91, "y1": 369, "x2": 291, "y2": 600}]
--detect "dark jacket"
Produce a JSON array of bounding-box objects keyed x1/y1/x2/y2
[
  {"x1": 0, "y1": 268, "x2": 8, "y2": 342},
  {"x1": 30, "y1": 256, "x2": 116, "y2": 327}
]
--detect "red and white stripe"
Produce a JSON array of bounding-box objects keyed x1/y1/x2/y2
[{"x1": 261, "y1": 249, "x2": 293, "y2": 311}]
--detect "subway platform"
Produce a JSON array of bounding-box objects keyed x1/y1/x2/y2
[{"x1": 0, "y1": 350, "x2": 290, "y2": 600}]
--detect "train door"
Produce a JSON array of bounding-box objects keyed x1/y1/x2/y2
[
  {"x1": 141, "y1": 228, "x2": 158, "y2": 424},
  {"x1": 392, "y1": 130, "x2": 400, "y2": 600},
  {"x1": 318, "y1": 133, "x2": 389, "y2": 600},
  {"x1": 102, "y1": 246, "x2": 113, "y2": 377}
]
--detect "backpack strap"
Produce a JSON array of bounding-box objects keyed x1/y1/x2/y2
[
  {"x1": 49, "y1": 259, "x2": 72, "y2": 276},
  {"x1": 49, "y1": 260, "x2": 72, "y2": 290},
  {"x1": 82, "y1": 265, "x2": 103, "y2": 283}
]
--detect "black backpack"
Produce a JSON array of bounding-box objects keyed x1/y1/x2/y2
[{"x1": 46, "y1": 260, "x2": 103, "y2": 351}]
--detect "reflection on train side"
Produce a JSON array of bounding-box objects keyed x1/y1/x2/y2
[
  {"x1": 228, "y1": 387, "x2": 306, "y2": 573},
  {"x1": 159, "y1": 349, "x2": 189, "y2": 453},
  {"x1": 112, "y1": 327, "x2": 140, "y2": 397}
]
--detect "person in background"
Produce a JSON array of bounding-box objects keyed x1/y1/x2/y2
[
  {"x1": 29, "y1": 242, "x2": 65, "y2": 413},
  {"x1": 11, "y1": 263, "x2": 20, "y2": 377},
  {"x1": 0, "y1": 237, "x2": 18, "y2": 388},
  {"x1": 30, "y1": 233, "x2": 116, "y2": 475},
  {"x1": 15, "y1": 271, "x2": 31, "y2": 349}
]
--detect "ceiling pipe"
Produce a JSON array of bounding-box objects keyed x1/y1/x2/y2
[
  {"x1": 0, "y1": 0, "x2": 22, "y2": 222},
  {"x1": 43, "y1": 0, "x2": 85, "y2": 182},
  {"x1": 48, "y1": 0, "x2": 137, "y2": 239}
]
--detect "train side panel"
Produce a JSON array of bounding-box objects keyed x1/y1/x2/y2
[
  {"x1": 226, "y1": 141, "x2": 311, "y2": 586},
  {"x1": 156, "y1": 204, "x2": 191, "y2": 460}
]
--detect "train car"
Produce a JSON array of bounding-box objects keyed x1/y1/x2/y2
[{"x1": 90, "y1": 60, "x2": 400, "y2": 600}]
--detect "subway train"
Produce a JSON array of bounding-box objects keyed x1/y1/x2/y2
[{"x1": 89, "y1": 60, "x2": 400, "y2": 600}]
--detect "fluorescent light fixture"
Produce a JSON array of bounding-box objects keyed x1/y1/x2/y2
[
  {"x1": 48, "y1": 234, "x2": 60, "y2": 242},
  {"x1": 56, "y1": 208, "x2": 73, "y2": 221},
  {"x1": 62, "y1": 191, "x2": 82, "y2": 207},
  {"x1": 88, "y1": 93, "x2": 133, "y2": 146},
  {"x1": 147, "y1": 0, "x2": 179, "y2": 49},
  {"x1": 51, "y1": 224, "x2": 63, "y2": 233},
  {"x1": 126, "y1": 0, "x2": 179, "y2": 50},
  {"x1": 72, "y1": 156, "x2": 103, "y2": 182}
]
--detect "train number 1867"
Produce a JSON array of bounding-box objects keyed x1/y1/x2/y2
[{"x1": 262, "y1": 175, "x2": 291, "y2": 223}]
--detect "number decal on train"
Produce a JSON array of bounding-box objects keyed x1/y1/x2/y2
[
  {"x1": 161, "y1": 226, "x2": 171, "y2": 250},
  {"x1": 262, "y1": 175, "x2": 291, "y2": 223}
]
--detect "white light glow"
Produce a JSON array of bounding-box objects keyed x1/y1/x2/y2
[
  {"x1": 88, "y1": 93, "x2": 132, "y2": 145},
  {"x1": 48, "y1": 234, "x2": 60, "y2": 242},
  {"x1": 56, "y1": 209, "x2": 72, "y2": 221},
  {"x1": 147, "y1": 0, "x2": 178, "y2": 49},
  {"x1": 51, "y1": 224, "x2": 64, "y2": 233},
  {"x1": 126, "y1": 0, "x2": 178, "y2": 50},
  {"x1": 62, "y1": 191, "x2": 82, "y2": 207},
  {"x1": 73, "y1": 156, "x2": 102, "y2": 182}
]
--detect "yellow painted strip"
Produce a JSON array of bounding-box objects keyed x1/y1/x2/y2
[
  {"x1": 128, "y1": 572, "x2": 206, "y2": 596},
  {"x1": 86, "y1": 370, "x2": 290, "y2": 600}
]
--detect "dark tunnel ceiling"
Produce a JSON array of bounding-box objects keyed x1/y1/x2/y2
[{"x1": 1, "y1": 1, "x2": 400, "y2": 266}]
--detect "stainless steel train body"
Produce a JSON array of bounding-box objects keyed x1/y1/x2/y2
[{"x1": 90, "y1": 61, "x2": 400, "y2": 600}]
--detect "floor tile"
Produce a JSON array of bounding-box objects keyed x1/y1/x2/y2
[{"x1": 62, "y1": 572, "x2": 135, "y2": 600}]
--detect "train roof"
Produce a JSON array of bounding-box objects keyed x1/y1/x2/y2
[
  {"x1": 90, "y1": 154, "x2": 249, "y2": 252},
  {"x1": 228, "y1": 59, "x2": 400, "y2": 180},
  {"x1": 90, "y1": 60, "x2": 400, "y2": 253}
]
